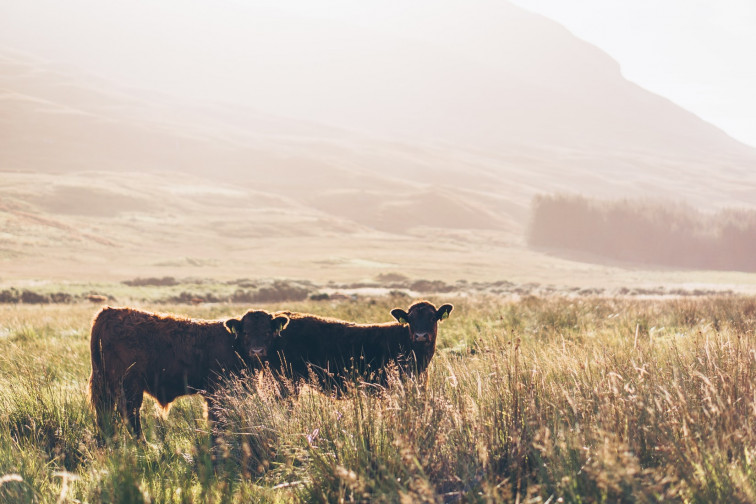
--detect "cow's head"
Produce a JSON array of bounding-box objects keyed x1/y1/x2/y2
[
  {"x1": 391, "y1": 301, "x2": 453, "y2": 347},
  {"x1": 225, "y1": 310, "x2": 289, "y2": 361}
]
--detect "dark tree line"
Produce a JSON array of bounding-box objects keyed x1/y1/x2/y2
[{"x1": 528, "y1": 194, "x2": 756, "y2": 272}]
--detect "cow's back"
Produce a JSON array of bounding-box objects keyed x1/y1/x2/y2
[
  {"x1": 91, "y1": 307, "x2": 235, "y2": 405},
  {"x1": 270, "y1": 312, "x2": 411, "y2": 384},
  {"x1": 94, "y1": 308, "x2": 179, "y2": 381},
  {"x1": 91, "y1": 308, "x2": 151, "y2": 388}
]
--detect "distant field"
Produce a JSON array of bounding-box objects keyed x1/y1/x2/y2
[
  {"x1": 4, "y1": 171, "x2": 756, "y2": 293},
  {"x1": 2, "y1": 290, "x2": 756, "y2": 502},
  {"x1": 0, "y1": 275, "x2": 749, "y2": 309}
]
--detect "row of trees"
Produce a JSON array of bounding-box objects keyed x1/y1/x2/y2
[{"x1": 528, "y1": 194, "x2": 756, "y2": 272}]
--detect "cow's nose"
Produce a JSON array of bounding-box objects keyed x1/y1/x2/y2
[
  {"x1": 250, "y1": 348, "x2": 266, "y2": 357},
  {"x1": 413, "y1": 333, "x2": 428, "y2": 342}
]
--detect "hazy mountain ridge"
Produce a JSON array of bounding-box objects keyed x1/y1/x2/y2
[
  {"x1": 0, "y1": 48, "x2": 517, "y2": 231},
  {"x1": 2, "y1": 0, "x2": 755, "y2": 159},
  {"x1": 2, "y1": 1, "x2": 756, "y2": 282}
]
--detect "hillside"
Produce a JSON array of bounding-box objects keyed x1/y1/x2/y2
[
  {"x1": 2, "y1": 0, "x2": 756, "y2": 284},
  {"x1": 3, "y1": 1, "x2": 755, "y2": 160}
]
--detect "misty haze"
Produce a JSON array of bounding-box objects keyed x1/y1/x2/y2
[
  {"x1": 2, "y1": 1, "x2": 756, "y2": 502},
  {"x1": 0, "y1": 0, "x2": 754, "y2": 284},
  {"x1": 2, "y1": 0, "x2": 756, "y2": 287}
]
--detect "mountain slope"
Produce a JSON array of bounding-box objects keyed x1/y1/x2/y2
[
  {"x1": 2, "y1": 0, "x2": 754, "y2": 162},
  {"x1": 2, "y1": 1, "x2": 756, "y2": 283}
]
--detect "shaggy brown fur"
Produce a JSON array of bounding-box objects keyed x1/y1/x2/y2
[
  {"x1": 88, "y1": 307, "x2": 288, "y2": 437},
  {"x1": 268, "y1": 301, "x2": 453, "y2": 392}
]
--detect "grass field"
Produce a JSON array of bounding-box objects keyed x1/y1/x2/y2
[{"x1": 1, "y1": 293, "x2": 756, "y2": 503}]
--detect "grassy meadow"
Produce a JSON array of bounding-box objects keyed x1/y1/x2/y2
[{"x1": 1, "y1": 292, "x2": 756, "y2": 502}]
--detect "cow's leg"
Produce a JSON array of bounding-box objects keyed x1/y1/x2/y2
[
  {"x1": 205, "y1": 396, "x2": 220, "y2": 426},
  {"x1": 118, "y1": 379, "x2": 145, "y2": 438},
  {"x1": 93, "y1": 393, "x2": 116, "y2": 439},
  {"x1": 129, "y1": 397, "x2": 144, "y2": 438},
  {"x1": 204, "y1": 395, "x2": 227, "y2": 466}
]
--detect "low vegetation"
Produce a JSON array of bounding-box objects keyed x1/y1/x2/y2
[
  {"x1": 529, "y1": 194, "x2": 756, "y2": 272},
  {"x1": 0, "y1": 277, "x2": 733, "y2": 307},
  {"x1": 2, "y1": 293, "x2": 756, "y2": 502}
]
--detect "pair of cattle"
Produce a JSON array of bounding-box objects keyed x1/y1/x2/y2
[{"x1": 88, "y1": 300, "x2": 453, "y2": 437}]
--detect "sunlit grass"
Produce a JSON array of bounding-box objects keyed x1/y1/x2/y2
[{"x1": 1, "y1": 295, "x2": 756, "y2": 502}]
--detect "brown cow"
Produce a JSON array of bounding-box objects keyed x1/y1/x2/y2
[
  {"x1": 267, "y1": 300, "x2": 453, "y2": 392},
  {"x1": 88, "y1": 307, "x2": 289, "y2": 437}
]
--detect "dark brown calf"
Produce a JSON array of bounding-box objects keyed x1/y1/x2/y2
[
  {"x1": 88, "y1": 307, "x2": 289, "y2": 437},
  {"x1": 267, "y1": 301, "x2": 453, "y2": 392}
]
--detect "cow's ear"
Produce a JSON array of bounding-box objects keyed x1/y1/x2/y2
[
  {"x1": 272, "y1": 315, "x2": 289, "y2": 335},
  {"x1": 436, "y1": 304, "x2": 453, "y2": 321},
  {"x1": 225, "y1": 318, "x2": 242, "y2": 336},
  {"x1": 391, "y1": 308, "x2": 409, "y2": 325}
]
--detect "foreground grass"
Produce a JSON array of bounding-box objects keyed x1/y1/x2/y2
[{"x1": 1, "y1": 295, "x2": 756, "y2": 502}]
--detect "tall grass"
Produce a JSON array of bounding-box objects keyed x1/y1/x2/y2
[{"x1": 1, "y1": 296, "x2": 756, "y2": 502}]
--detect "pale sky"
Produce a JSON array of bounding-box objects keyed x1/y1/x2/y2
[
  {"x1": 2, "y1": 0, "x2": 755, "y2": 150},
  {"x1": 229, "y1": 0, "x2": 756, "y2": 149},
  {"x1": 510, "y1": 0, "x2": 756, "y2": 149}
]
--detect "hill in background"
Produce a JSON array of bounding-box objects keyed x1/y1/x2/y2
[{"x1": 1, "y1": 1, "x2": 756, "y2": 286}]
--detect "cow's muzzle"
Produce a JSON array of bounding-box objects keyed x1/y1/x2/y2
[
  {"x1": 249, "y1": 348, "x2": 267, "y2": 358},
  {"x1": 412, "y1": 332, "x2": 431, "y2": 344}
]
